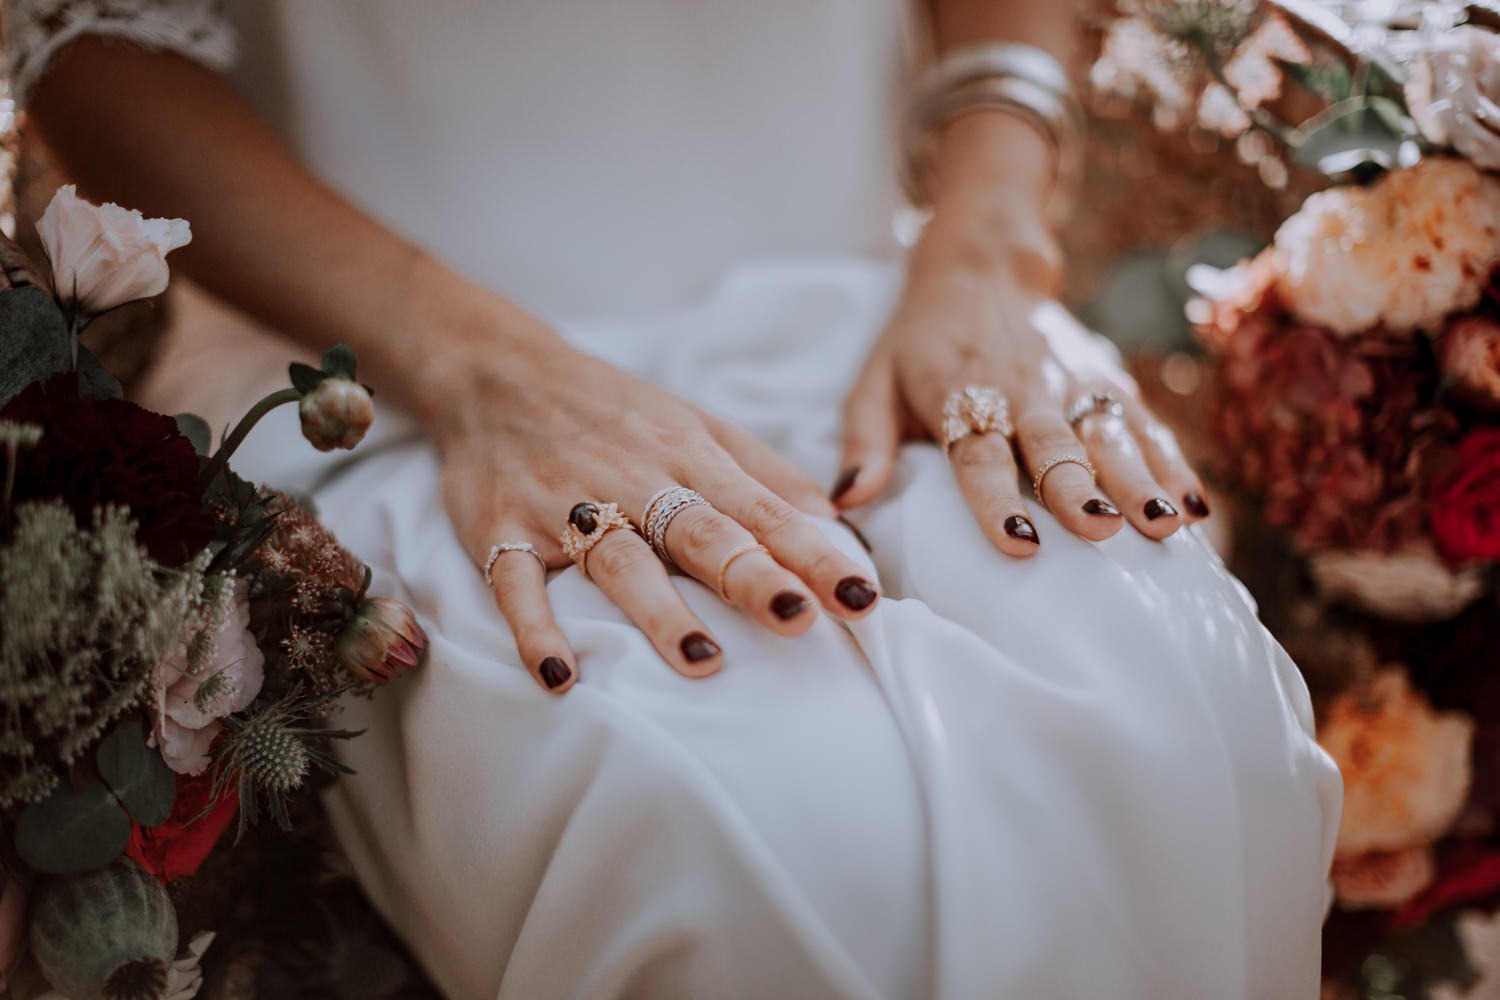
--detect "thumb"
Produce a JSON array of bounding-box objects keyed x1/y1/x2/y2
[{"x1": 832, "y1": 353, "x2": 902, "y2": 509}]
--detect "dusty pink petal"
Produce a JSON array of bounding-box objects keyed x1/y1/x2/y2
[
  {"x1": 36, "y1": 184, "x2": 191, "y2": 316},
  {"x1": 159, "y1": 716, "x2": 219, "y2": 776}
]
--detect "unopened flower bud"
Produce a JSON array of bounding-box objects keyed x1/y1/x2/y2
[
  {"x1": 298, "y1": 378, "x2": 374, "y2": 452},
  {"x1": 335, "y1": 596, "x2": 427, "y2": 684}
]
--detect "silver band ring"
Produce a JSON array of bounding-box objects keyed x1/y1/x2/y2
[
  {"x1": 941, "y1": 386, "x2": 1014, "y2": 453},
  {"x1": 1066, "y1": 390, "x2": 1126, "y2": 429},
  {"x1": 560, "y1": 502, "x2": 638, "y2": 579},
  {"x1": 484, "y1": 541, "x2": 548, "y2": 584},
  {"x1": 1031, "y1": 454, "x2": 1097, "y2": 500},
  {"x1": 643, "y1": 486, "x2": 712, "y2": 568},
  {"x1": 717, "y1": 543, "x2": 769, "y2": 601}
]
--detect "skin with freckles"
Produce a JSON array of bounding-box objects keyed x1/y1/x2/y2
[{"x1": 28, "y1": 0, "x2": 1206, "y2": 694}]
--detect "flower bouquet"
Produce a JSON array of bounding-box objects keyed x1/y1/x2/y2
[
  {"x1": 0, "y1": 186, "x2": 427, "y2": 999},
  {"x1": 1093, "y1": 1, "x2": 1500, "y2": 995}
]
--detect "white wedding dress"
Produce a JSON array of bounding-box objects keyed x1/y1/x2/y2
[{"x1": 11, "y1": 2, "x2": 1342, "y2": 998}]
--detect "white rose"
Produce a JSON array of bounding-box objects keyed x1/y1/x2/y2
[
  {"x1": 1406, "y1": 26, "x2": 1500, "y2": 171},
  {"x1": 36, "y1": 184, "x2": 191, "y2": 320}
]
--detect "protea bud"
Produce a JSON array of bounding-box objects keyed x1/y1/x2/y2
[
  {"x1": 335, "y1": 596, "x2": 427, "y2": 684},
  {"x1": 298, "y1": 378, "x2": 373, "y2": 452}
]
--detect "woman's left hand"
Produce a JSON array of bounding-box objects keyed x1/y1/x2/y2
[{"x1": 831, "y1": 149, "x2": 1208, "y2": 555}]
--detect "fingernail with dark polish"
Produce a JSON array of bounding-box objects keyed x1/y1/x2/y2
[
  {"x1": 681, "y1": 632, "x2": 721, "y2": 663},
  {"x1": 771, "y1": 591, "x2": 812, "y2": 620},
  {"x1": 837, "y1": 513, "x2": 873, "y2": 554},
  {"x1": 539, "y1": 656, "x2": 572, "y2": 690},
  {"x1": 830, "y1": 466, "x2": 861, "y2": 503},
  {"x1": 1004, "y1": 514, "x2": 1039, "y2": 544},
  {"x1": 1144, "y1": 497, "x2": 1179, "y2": 520},
  {"x1": 1183, "y1": 492, "x2": 1210, "y2": 518},
  {"x1": 1082, "y1": 498, "x2": 1120, "y2": 517},
  {"x1": 835, "y1": 576, "x2": 877, "y2": 611}
]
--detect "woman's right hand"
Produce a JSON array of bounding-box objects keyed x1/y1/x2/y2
[{"x1": 427, "y1": 320, "x2": 882, "y2": 694}]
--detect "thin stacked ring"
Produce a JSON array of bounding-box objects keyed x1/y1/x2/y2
[{"x1": 642, "y1": 486, "x2": 711, "y2": 568}]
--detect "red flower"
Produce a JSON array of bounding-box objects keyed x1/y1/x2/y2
[
  {"x1": 0, "y1": 372, "x2": 215, "y2": 567},
  {"x1": 1430, "y1": 427, "x2": 1500, "y2": 562},
  {"x1": 126, "y1": 769, "x2": 239, "y2": 883}
]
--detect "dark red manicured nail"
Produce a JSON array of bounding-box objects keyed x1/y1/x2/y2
[
  {"x1": 681, "y1": 632, "x2": 721, "y2": 662},
  {"x1": 1082, "y1": 498, "x2": 1120, "y2": 517},
  {"x1": 1144, "y1": 498, "x2": 1179, "y2": 520},
  {"x1": 835, "y1": 576, "x2": 877, "y2": 611},
  {"x1": 771, "y1": 591, "x2": 812, "y2": 620},
  {"x1": 539, "y1": 656, "x2": 572, "y2": 689},
  {"x1": 1183, "y1": 492, "x2": 1210, "y2": 518},
  {"x1": 830, "y1": 466, "x2": 861, "y2": 503},
  {"x1": 1004, "y1": 515, "x2": 1039, "y2": 544}
]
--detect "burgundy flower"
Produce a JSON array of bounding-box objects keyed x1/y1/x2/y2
[
  {"x1": 1429, "y1": 427, "x2": 1500, "y2": 562},
  {"x1": 0, "y1": 373, "x2": 215, "y2": 567}
]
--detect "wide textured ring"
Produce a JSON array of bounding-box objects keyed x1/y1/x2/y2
[
  {"x1": 1066, "y1": 390, "x2": 1126, "y2": 429},
  {"x1": 559, "y1": 502, "x2": 637, "y2": 579},
  {"x1": 717, "y1": 543, "x2": 769, "y2": 601},
  {"x1": 1031, "y1": 454, "x2": 1097, "y2": 500},
  {"x1": 941, "y1": 386, "x2": 1014, "y2": 453},
  {"x1": 643, "y1": 486, "x2": 711, "y2": 568},
  {"x1": 484, "y1": 541, "x2": 548, "y2": 584}
]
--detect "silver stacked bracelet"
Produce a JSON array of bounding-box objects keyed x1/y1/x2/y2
[{"x1": 901, "y1": 42, "x2": 1084, "y2": 226}]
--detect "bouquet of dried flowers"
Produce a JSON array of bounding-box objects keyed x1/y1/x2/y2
[
  {"x1": 1094, "y1": 2, "x2": 1500, "y2": 995},
  {"x1": 0, "y1": 185, "x2": 427, "y2": 1000}
]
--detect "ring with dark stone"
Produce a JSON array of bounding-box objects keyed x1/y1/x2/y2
[{"x1": 569, "y1": 502, "x2": 600, "y2": 534}]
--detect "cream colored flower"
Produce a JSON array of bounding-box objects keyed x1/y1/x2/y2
[
  {"x1": 1274, "y1": 157, "x2": 1500, "y2": 335},
  {"x1": 299, "y1": 378, "x2": 375, "y2": 452},
  {"x1": 1330, "y1": 844, "x2": 1436, "y2": 910},
  {"x1": 1407, "y1": 26, "x2": 1500, "y2": 172},
  {"x1": 150, "y1": 578, "x2": 265, "y2": 775},
  {"x1": 1308, "y1": 545, "x2": 1485, "y2": 623},
  {"x1": 1437, "y1": 313, "x2": 1500, "y2": 411},
  {"x1": 36, "y1": 185, "x2": 191, "y2": 320},
  {"x1": 1320, "y1": 667, "x2": 1474, "y2": 856},
  {"x1": 1431, "y1": 910, "x2": 1500, "y2": 1000},
  {"x1": 1223, "y1": 13, "x2": 1310, "y2": 109}
]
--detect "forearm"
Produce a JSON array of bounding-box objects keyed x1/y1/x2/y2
[
  {"x1": 919, "y1": 0, "x2": 1080, "y2": 292},
  {"x1": 26, "y1": 37, "x2": 550, "y2": 429}
]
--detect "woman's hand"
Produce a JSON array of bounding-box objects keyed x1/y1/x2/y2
[
  {"x1": 429, "y1": 319, "x2": 883, "y2": 694},
  {"x1": 832, "y1": 115, "x2": 1208, "y2": 555}
]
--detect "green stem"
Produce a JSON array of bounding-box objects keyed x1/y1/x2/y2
[{"x1": 196, "y1": 387, "x2": 301, "y2": 493}]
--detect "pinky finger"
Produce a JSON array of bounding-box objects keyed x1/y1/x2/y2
[{"x1": 488, "y1": 544, "x2": 577, "y2": 694}]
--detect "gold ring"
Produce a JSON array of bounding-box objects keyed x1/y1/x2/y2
[
  {"x1": 1031, "y1": 454, "x2": 1097, "y2": 503},
  {"x1": 941, "y1": 386, "x2": 1013, "y2": 453},
  {"x1": 717, "y1": 543, "x2": 769, "y2": 601},
  {"x1": 560, "y1": 502, "x2": 637, "y2": 579}
]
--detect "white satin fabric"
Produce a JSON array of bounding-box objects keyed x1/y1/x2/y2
[{"x1": 146, "y1": 1, "x2": 1341, "y2": 996}]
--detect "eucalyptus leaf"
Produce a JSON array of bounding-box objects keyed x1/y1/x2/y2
[
  {"x1": 175, "y1": 412, "x2": 213, "y2": 456},
  {"x1": 0, "y1": 287, "x2": 70, "y2": 406},
  {"x1": 1078, "y1": 251, "x2": 1193, "y2": 352},
  {"x1": 1293, "y1": 95, "x2": 1421, "y2": 181},
  {"x1": 75, "y1": 344, "x2": 123, "y2": 400},
  {"x1": 289, "y1": 361, "x2": 324, "y2": 395},
  {"x1": 15, "y1": 778, "x2": 132, "y2": 875},
  {"x1": 321, "y1": 342, "x2": 358, "y2": 380},
  {"x1": 96, "y1": 717, "x2": 175, "y2": 827}
]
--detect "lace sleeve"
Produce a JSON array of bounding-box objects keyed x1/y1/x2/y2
[{"x1": 6, "y1": 0, "x2": 237, "y2": 104}]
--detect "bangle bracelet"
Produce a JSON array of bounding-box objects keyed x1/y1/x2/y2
[{"x1": 900, "y1": 43, "x2": 1084, "y2": 226}]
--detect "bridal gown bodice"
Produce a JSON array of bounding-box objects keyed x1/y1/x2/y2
[
  {"x1": 10, "y1": 3, "x2": 1342, "y2": 998},
  {"x1": 225, "y1": 0, "x2": 910, "y2": 323}
]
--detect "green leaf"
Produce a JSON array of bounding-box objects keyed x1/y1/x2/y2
[
  {"x1": 96, "y1": 717, "x2": 175, "y2": 828},
  {"x1": 0, "y1": 287, "x2": 70, "y2": 406},
  {"x1": 74, "y1": 344, "x2": 124, "y2": 400},
  {"x1": 289, "y1": 361, "x2": 324, "y2": 395},
  {"x1": 174, "y1": 412, "x2": 213, "y2": 456},
  {"x1": 1292, "y1": 95, "x2": 1419, "y2": 181},
  {"x1": 15, "y1": 778, "x2": 132, "y2": 875},
  {"x1": 320, "y1": 342, "x2": 358, "y2": 380}
]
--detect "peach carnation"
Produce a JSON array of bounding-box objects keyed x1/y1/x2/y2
[
  {"x1": 1319, "y1": 667, "x2": 1474, "y2": 856},
  {"x1": 1273, "y1": 157, "x2": 1500, "y2": 336},
  {"x1": 1331, "y1": 845, "x2": 1436, "y2": 911}
]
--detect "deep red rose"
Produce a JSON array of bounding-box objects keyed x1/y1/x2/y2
[
  {"x1": 126, "y1": 768, "x2": 239, "y2": 883},
  {"x1": 1390, "y1": 840, "x2": 1500, "y2": 932},
  {"x1": 0, "y1": 372, "x2": 215, "y2": 566},
  {"x1": 1429, "y1": 427, "x2": 1500, "y2": 562}
]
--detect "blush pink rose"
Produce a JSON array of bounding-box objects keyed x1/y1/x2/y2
[
  {"x1": 36, "y1": 184, "x2": 191, "y2": 319},
  {"x1": 150, "y1": 578, "x2": 265, "y2": 775}
]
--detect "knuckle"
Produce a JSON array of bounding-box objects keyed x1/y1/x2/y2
[
  {"x1": 675, "y1": 508, "x2": 732, "y2": 555},
  {"x1": 588, "y1": 534, "x2": 652, "y2": 579},
  {"x1": 741, "y1": 492, "x2": 802, "y2": 538}
]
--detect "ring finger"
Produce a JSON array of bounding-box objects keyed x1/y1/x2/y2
[
  {"x1": 946, "y1": 430, "x2": 1040, "y2": 556},
  {"x1": 577, "y1": 515, "x2": 726, "y2": 678},
  {"x1": 1072, "y1": 408, "x2": 1183, "y2": 540},
  {"x1": 1013, "y1": 408, "x2": 1124, "y2": 542}
]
